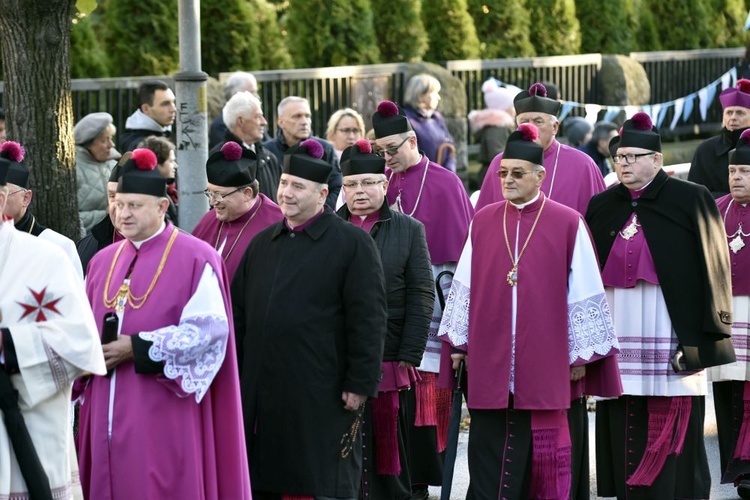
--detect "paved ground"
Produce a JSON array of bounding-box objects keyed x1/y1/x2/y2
[{"x1": 428, "y1": 387, "x2": 740, "y2": 499}]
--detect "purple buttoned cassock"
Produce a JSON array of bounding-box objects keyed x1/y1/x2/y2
[
  {"x1": 476, "y1": 139, "x2": 606, "y2": 215},
  {"x1": 717, "y1": 193, "x2": 750, "y2": 295}
]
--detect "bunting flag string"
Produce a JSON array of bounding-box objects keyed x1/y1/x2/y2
[{"x1": 492, "y1": 67, "x2": 740, "y2": 131}]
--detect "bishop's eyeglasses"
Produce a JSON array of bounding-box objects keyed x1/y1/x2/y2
[{"x1": 612, "y1": 152, "x2": 656, "y2": 165}]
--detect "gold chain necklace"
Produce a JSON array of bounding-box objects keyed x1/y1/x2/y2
[
  {"x1": 503, "y1": 196, "x2": 547, "y2": 286},
  {"x1": 214, "y1": 197, "x2": 263, "y2": 262},
  {"x1": 102, "y1": 228, "x2": 179, "y2": 312}
]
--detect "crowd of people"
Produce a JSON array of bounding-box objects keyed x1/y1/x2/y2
[{"x1": 1, "y1": 71, "x2": 750, "y2": 500}]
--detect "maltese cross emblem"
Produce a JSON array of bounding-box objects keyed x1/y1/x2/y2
[{"x1": 17, "y1": 287, "x2": 62, "y2": 322}]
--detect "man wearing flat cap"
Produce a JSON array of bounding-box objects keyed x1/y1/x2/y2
[
  {"x1": 336, "y1": 139, "x2": 434, "y2": 499},
  {"x1": 0, "y1": 140, "x2": 105, "y2": 500},
  {"x1": 708, "y1": 128, "x2": 750, "y2": 498},
  {"x1": 689, "y1": 78, "x2": 750, "y2": 198},
  {"x1": 438, "y1": 124, "x2": 620, "y2": 499},
  {"x1": 75, "y1": 111, "x2": 120, "y2": 233},
  {"x1": 232, "y1": 139, "x2": 387, "y2": 499},
  {"x1": 0, "y1": 141, "x2": 83, "y2": 278},
  {"x1": 192, "y1": 141, "x2": 282, "y2": 281},
  {"x1": 78, "y1": 149, "x2": 251, "y2": 499},
  {"x1": 586, "y1": 112, "x2": 736, "y2": 499},
  {"x1": 371, "y1": 99, "x2": 473, "y2": 498},
  {"x1": 476, "y1": 81, "x2": 605, "y2": 215}
]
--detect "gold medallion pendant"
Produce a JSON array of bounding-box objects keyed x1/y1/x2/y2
[{"x1": 506, "y1": 266, "x2": 518, "y2": 286}]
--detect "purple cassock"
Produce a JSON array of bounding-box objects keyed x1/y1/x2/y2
[
  {"x1": 192, "y1": 193, "x2": 283, "y2": 281},
  {"x1": 385, "y1": 155, "x2": 473, "y2": 266},
  {"x1": 475, "y1": 139, "x2": 605, "y2": 215},
  {"x1": 78, "y1": 224, "x2": 251, "y2": 499}
]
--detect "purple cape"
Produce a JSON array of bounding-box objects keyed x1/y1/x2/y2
[
  {"x1": 386, "y1": 156, "x2": 473, "y2": 264},
  {"x1": 476, "y1": 140, "x2": 605, "y2": 215},
  {"x1": 78, "y1": 224, "x2": 251, "y2": 499},
  {"x1": 192, "y1": 193, "x2": 283, "y2": 281},
  {"x1": 462, "y1": 197, "x2": 620, "y2": 410},
  {"x1": 718, "y1": 194, "x2": 750, "y2": 295}
]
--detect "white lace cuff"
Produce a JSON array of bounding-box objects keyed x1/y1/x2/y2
[
  {"x1": 437, "y1": 278, "x2": 470, "y2": 349},
  {"x1": 141, "y1": 313, "x2": 228, "y2": 403},
  {"x1": 568, "y1": 292, "x2": 619, "y2": 364}
]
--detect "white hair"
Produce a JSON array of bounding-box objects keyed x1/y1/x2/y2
[{"x1": 223, "y1": 91, "x2": 262, "y2": 130}]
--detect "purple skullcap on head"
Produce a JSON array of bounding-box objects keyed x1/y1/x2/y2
[
  {"x1": 502, "y1": 124, "x2": 544, "y2": 166},
  {"x1": 340, "y1": 139, "x2": 385, "y2": 176},
  {"x1": 372, "y1": 100, "x2": 412, "y2": 138},
  {"x1": 0, "y1": 141, "x2": 28, "y2": 188},
  {"x1": 730, "y1": 128, "x2": 750, "y2": 165},
  {"x1": 720, "y1": 79, "x2": 750, "y2": 109},
  {"x1": 513, "y1": 82, "x2": 561, "y2": 116},
  {"x1": 117, "y1": 148, "x2": 167, "y2": 197},
  {"x1": 206, "y1": 142, "x2": 257, "y2": 187},
  {"x1": 283, "y1": 139, "x2": 332, "y2": 184},
  {"x1": 610, "y1": 112, "x2": 661, "y2": 153}
]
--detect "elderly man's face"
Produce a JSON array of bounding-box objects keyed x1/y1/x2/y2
[
  {"x1": 613, "y1": 147, "x2": 661, "y2": 190},
  {"x1": 2, "y1": 182, "x2": 30, "y2": 223},
  {"x1": 206, "y1": 182, "x2": 255, "y2": 222},
  {"x1": 235, "y1": 107, "x2": 267, "y2": 145},
  {"x1": 278, "y1": 101, "x2": 312, "y2": 146},
  {"x1": 343, "y1": 174, "x2": 387, "y2": 216},
  {"x1": 107, "y1": 181, "x2": 119, "y2": 225},
  {"x1": 499, "y1": 159, "x2": 545, "y2": 205},
  {"x1": 729, "y1": 164, "x2": 750, "y2": 204},
  {"x1": 277, "y1": 173, "x2": 326, "y2": 227},
  {"x1": 115, "y1": 193, "x2": 167, "y2": 242},
  {"x1": 517, "y1": 112, "x2": 558, "y2": 151},
  {"x1": 723, "y1": 106, "x2": 750, "y2": 132}
]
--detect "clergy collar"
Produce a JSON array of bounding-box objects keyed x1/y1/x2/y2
[
  {"x1": 614, "y1": 168, "x2": 669, "y2": 200},
  {"x1": 628, "y1": 178, "x2": 656, "y2": 198},
  {"x1": 229, "y1": 195, "x2": 261, "y2": 224},
  {"x1": 131, "y1": 221, "x2": 167, "y2": 249},
  {"x1": 509, "y1": 190, "x2": 542, "y2": 209},
  {"x1": 272, "y1": 206, "x2": 332, "y2": 240}
]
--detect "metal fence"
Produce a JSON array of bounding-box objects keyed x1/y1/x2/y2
[{"x1": 62, "y1": 48, "x2": 744, "y2": 145}]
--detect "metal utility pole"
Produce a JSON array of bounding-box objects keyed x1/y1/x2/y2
[{"x1": 175, "y1": 0, "x2": 208, "y2": 232}]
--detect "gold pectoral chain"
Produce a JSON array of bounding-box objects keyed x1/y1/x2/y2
[
  {"x1": 102, "y1": 228, "x2": 179, "y2": 311},
  {"x1": 502, "y1": 197, "x2": 546, "y2": 286}
]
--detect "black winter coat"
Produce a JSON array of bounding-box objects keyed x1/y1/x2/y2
[
  {"x1": 585, "y1": 169, "x2": 735, "y2": 369},
  {"x1": 231, "y1": 208, "x2": 387, "y2": 496},
  {"x1": 688, "y1": 127, "x2": 748, "y2": 198},
  {"x1": 337, "y1": 201, "x2": 434, "y2": 365}
]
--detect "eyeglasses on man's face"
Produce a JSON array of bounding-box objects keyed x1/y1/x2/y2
[
  {"x1": 612, "y1": 152, "x2": 656, "y2": 165},
  {"x1": 497, "y1": 169, "x2": 534, "y2": 179},
  {"x1": 342, "y1": 179, "x2": 385, "y2": 189},
  {"x1": 203, "y1": 187, "x2": 243, "y2": 202},
  {"x1": 375, "y1": 137, "x2": 410, "y2": 157},
  {"x1": 6, "y1": 188, "x2": 26, "y2": 196}
]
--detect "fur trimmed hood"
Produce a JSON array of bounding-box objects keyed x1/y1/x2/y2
[{"x1": 468, "y1": 109, "x2": 515, "y2": 133}]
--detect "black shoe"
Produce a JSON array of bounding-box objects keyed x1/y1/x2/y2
[
  {"x1": 738, "y1": 478, "x2": 750, "y2": 499},
  {"x1": 410, "y1": 486, "x2": 429, "y2": 500}
]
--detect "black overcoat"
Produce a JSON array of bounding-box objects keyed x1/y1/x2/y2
[
  {"x1": 687, "y1": 127, "x2": 747, "y2": 198},
  {"x1": 336, "y1": 201, "x2": 434, "y2": 365},
  {"x1": 231, "y1": 208, "x2": 387, "y2": 497},
  {"x1": 585, "y1": 169, "x2": 735, "y2": 369}
]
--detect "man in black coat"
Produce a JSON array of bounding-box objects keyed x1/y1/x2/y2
[
  {"x1": 210, "y1": 90, "x2": 281, "y2": 202},
  {"x1": 118, "y1": 81, "x2": 175, "y2": 153},
  {"x1": 586, "y1": 112, "x2": 735, "y2": 500},
  {"x1": 263, "y1": 96, "x2": 342, "y2": 210},
  {"x1": 336, "y1": 139, "x2": 434, "y2": 499},
  {"x1": 231, "y1": 140, "x2": 387, "y2": 499},
  {"x1": 688, "y1": 78, "x2": 750, "y2": 198}
]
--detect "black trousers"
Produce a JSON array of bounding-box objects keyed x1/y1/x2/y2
[
  {"x1": 712, "y1": 380, "x2": 750, "y2": 485},
  {"x1": 402, "y1": 386, "x2": 444, "y2": 486}
]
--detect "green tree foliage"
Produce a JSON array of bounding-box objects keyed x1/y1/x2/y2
[
  {"x1": 286, "y1": 0, "x2": 380, "y2": 68},
  {"x1": 708, "y1": 0, "x2": 746, "y2": 48},
  {"x1": 251, "y1": 0, "x2": 293, "y2": 69},
  {"x1": 371, "y1": 0, "x2": 427, "y2": 62},
  {"x1": 627, "y1": 0, "x2": 660, "y2": 51},
  {"x1": 70, "y1": 12, "x2": 109, "y2": 78},
  {"x1": 527, "y1": 0, "x2": 581, "y2": 56},
  {"x1": 100, "y1": 0, "x2": 178, "y2": 77},
  {"x1": 422, "y1": 0, "x2": 481, "y2": 62},
  {"x1": 467, "y1": 0, "x2": 535, "y2": 58},
  {"x1": 575, "y1": 0, "x2": 632, "y2": 54},
  {"x1": 648, "y1": 0, "x2": 712, "y2": 50},
  {"x1": 201, "y1": 0, "x2": 259, "y2": 75}
]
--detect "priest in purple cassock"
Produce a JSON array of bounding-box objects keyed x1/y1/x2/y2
[
  {"x1": 438, "y1": 123, "x2": 621, "y2": 499},
  {"x1": 586, "y1": 113, "x2": 735, "y2": 500},
  {"x1": 475, "y1": 82, "x2": 605, "y2": 216},
  {"x1": 371, "y1": 100, "x2": 474, "y2": 498},
  {"x1": 710, "y1": 128, "x2": 750, "y2": 498},
  {"x1": 192, "y1": 141, "x2": 283, "y2": 281},
  {"x1": 78, "y1": 149, "x2": 251, "y2": 499}
]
